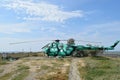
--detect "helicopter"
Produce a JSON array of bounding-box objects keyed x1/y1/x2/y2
[
  {"x1": 10, "y1": 38, "x2": 120, "y2": 57},
  {"x1": 41, "y1": 38, "x2": 120, "y2": 57}
]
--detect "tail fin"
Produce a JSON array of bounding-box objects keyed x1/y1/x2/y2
[{"x1": 110, "y1": 40, "x2": 120, "y2": 48}]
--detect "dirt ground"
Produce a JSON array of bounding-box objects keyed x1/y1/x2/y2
[{"x1": 0, "y1": 57, "x2": 85, "y2": 80}]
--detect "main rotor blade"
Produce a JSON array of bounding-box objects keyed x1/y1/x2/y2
[
  {"x1": 9, "y1": 39, "x2": 102, "y2": 45},
  {"x1": 9, "y1": 40, "x2": 51, "y2": 45},
  {"x1": 75, "y1": 40, "x2": 102, "y2": 43},
  {"x1": 60, "y1": 39, "x2": 102, "y2": 43},
  {"x1": 9, "y1": 39, "x2": 65, "y2": 45}
]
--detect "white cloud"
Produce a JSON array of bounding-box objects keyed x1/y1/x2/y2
[
  {"x1": 70, "y1": 21, "x2": 120, "y2": 47},
  {"x1": 52, "y1": 21, "x2": 120, "y2": 49},
  {"x1": 0, "y1": 22, "x2": 60, "y2": 34},
  {"x1": 84, "y1": 21, "x2": 120, "y2": 36},
  {"x1": 2, "y1": 0, "x2": 84, "y2": 22},
  {"x1": 0, "y1": 23, "x2": 31, "y2": 34}
]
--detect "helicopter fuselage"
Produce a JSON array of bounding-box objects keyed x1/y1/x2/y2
[{"x1": 42, "y1": 40, "x2": 119, "y2": 57}]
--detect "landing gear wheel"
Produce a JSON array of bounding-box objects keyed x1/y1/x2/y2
[
  {"x1": 77, "y1": 50, "x2": 85, "y2": 57},
  {"x1": 71, "y1": 51, "x2": 77, "y2": 57}
]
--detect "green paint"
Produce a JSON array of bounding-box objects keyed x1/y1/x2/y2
[{"x1": 43, "y1": 40, "x2": 119, "y2": 57}]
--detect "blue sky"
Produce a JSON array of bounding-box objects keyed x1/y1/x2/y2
[{"x1": 0, "y1": 0, "x2": 120, "y2": 52}]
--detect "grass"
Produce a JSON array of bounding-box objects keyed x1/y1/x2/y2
[
  {"x1": 0, "y1": 71, "x2": 15, "y2": 80},
  {"x1": 12, "y1": 65, "x2": 29, "y2": 80},
  {"x1": 38, "y1": 72, "x2": 68, "y2": 80},
  {"x1": 0, "y1": 61, "x2": 8, "y2": 65},
  {"x1": 35, "y1": 58, "x2": 71, "y2": 80},
  {"x1": 78, "y1": 56, "x2": 120, "y2": 80},
  {"x1": 17, "y1": 65, "x2": 30, "y2": 71},
  {"x1": 0, "y1": 65, "x2": 29, "y2": 80},
  {"x1": 0, "y1": 69, "x2": 4, "y2": 73},
  {"x1": 12, "y1": 70, "x2": 29, "y2": 80},
  {"x1": 0, "y1": 57, "x2": 71, "y2": 80},
  {"x1": 40, "y1": 65, "x2": 52, "y2": 70},
  {"x1": 36, "y1": 68, "x2": 69, "y2": 80}
]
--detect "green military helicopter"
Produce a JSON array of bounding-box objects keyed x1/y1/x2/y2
[
  {"x1": 10, "y1": 38, "x2": 120, "y2": 57},
  {"x1": 42, "y1": 38, "x2": 120, "y2": 57}
]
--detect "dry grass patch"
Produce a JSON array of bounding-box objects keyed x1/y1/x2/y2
[
  {"x1": 0, "y1": 57, "x2": 71, "y2": 80},
  {"x1": 0, "y1": 70, "x2": 17, "y2": 80},
  {"x1": 11, "y1": 65, "x2": 30, "y2": 80},
  {"x1": 78, "y1": 56, "x2": 120, "y2": 80},
  {"x1": 0, "y1": 61, "x2": 8, "y2": 65},
  {"x1": 0, "y1": 69, "x2": 4, "y2": 73},
  {"x1": 34, "y1": 58, "x2": 71, "y2": 80}
]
